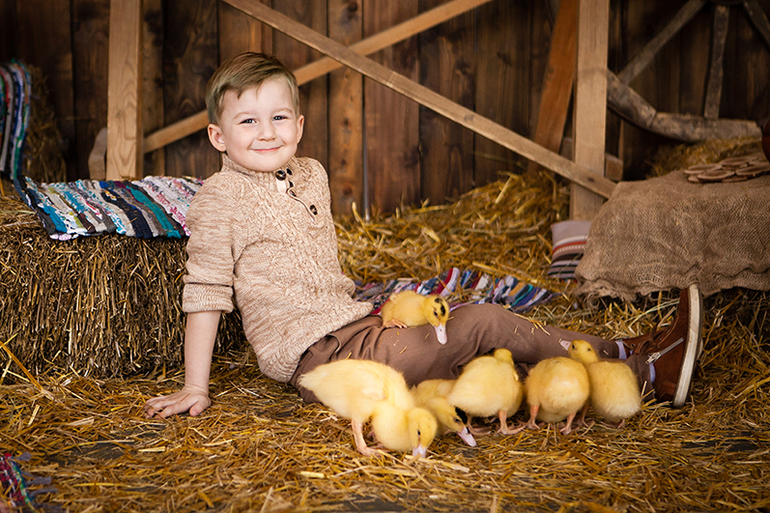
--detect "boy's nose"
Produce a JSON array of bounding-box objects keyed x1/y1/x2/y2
[{"x1": 257, "y1": 122, "x2": 275, "y2": 139}]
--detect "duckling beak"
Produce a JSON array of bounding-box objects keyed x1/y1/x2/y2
[
  {"x1": 457, "y1": 426, "x2": 477, "y2": 447},
  {"x1": 434, "y1": 324, "x2": 447, "y2": 345},
  {"x1": 412, "y1": 445, "x2": 428, "y2": 458}
]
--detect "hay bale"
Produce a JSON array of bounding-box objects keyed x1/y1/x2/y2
[{"x1": 0, "y1": 193, "x2": 246, "y2": 378}]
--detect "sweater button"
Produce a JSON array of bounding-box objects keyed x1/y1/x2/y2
[
  {"x1": 310, "y1": 205, "x2": 317, "y2": 215},
  {"x1": 275, "y1": 169, "x2": 286, "y2": 180}
]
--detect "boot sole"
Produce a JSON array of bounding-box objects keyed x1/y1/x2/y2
[{"x1": 672, "y1": 284, "x2": 703, "y2": 407}]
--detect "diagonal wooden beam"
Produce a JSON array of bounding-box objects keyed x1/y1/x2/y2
[
  {"x1": 143, "y1": 0, "x2": 493, "y2": 153},
  {"x1": 527, "y1": 0, "x2": 577, "y2": 176},
  {"x1": 223, "y1": 0, "x2": 616, "y2": 198},
  {"x1": 743, "y1": 0, "x2": 770, "y2": 50},
  {"x1": 617, "y1": 0, "x2": 705, "y2": 84}
]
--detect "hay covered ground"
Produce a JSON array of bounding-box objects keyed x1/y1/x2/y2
[{"x1": 1, "y1": 139, "x2": 769, "y2": 512}]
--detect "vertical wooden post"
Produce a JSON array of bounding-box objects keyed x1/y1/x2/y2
[
  {"x1": 107, "y1": 0, "x2": 143, "y2": 180},
  {"x1": 328, "y1": 0, "x2": 364, "y2": 216},
  {"x1": 571, "y1": 0, "x2": 609, "y2": 220}
]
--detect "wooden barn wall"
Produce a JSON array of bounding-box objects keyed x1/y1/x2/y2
[{"x1": 1, "y1": 0, "x2": 769, "y2": 215}]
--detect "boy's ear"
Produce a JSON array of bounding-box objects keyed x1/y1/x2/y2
[
  {"x1": 296, "y1": 115, "x2": 305, "y2": 144},
  {"x1": 207, "y1": 124, "x2": 227, "y2": 152}
]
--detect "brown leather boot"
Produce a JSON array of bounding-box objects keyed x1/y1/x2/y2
[{"x1": 622, "y1": 285, "x2": 703, "y2": 407}]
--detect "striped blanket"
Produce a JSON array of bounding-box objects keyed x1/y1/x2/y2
[
  {"x1": 354, "y1": 267, "x2": 554, "y2": 314},
  {"x1": 16, "y1": 175, "x2": 203, "y2": 240}
]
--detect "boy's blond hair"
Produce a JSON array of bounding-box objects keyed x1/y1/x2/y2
[{"x1": 205, "y1": 52, "x2": 300, "y2": 126}]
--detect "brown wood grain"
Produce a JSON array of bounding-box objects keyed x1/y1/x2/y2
[
  {"x1": 328, "y1": 0, "x2": 364, "y2": 216},
  {"x1": 474, "y1": 0, "x2": 530, "y2": 185},
  {"x1": 418, "y1": 0, "x2": 475, "y2": 205},
  {"x1": 677, "y1": 3, "x2": 710, "y2": 117},
  {"x1": 570, "y1": 0, "x2": 609, "y2": 221},
  {"x1": 144, "y1": 0, "x2": 492, "y2": 154},
  {"x1": 15, "y1": 0, "x2": 76, "y2": 178},
  {"x1": 224, "y1": 0, "x2": 615, "y2": 197},
  {"x1": 142, "y1": 0, "x2": 165, "y2": 177},
  {"x1": 218, "y1": 1, "x2": 264, "y2": 61},
  {"x1": 162, "y1": 0, "x2": 220, "y2": 179},
  {"x1": 73, "y1": 0, "x2": 110, "y2": 179},
  {"x1": 106, "y1": 0, "x2": 142, "y2": 180},
  {"x1": 527, "y1": 0, "x2": 577, "y2": 176},
  {"x1": 364, "y1": 0, "x2": 421, "y2": 213},
  {"x1": 703, "y1": 4, "x2": 729, "y2": 119},
  {"x1": 272, "y1": 0, "x2": 328, "y2": 169}
]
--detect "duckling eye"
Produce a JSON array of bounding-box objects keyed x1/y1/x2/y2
[{"x1": 417, "y1": 430, "x2": 421, "y2": 436}]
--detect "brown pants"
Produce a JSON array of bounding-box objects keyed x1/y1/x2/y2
[{"x1": 290, "y1": 303, "x2": 651, "y2": 403}]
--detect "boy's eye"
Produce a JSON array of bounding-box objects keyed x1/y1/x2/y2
[
  {"x1": 241, "y1": 118, "x2": 256, "y2": 124},
  {"x1": 273, "y1": 115, "x2": 287, "y2": 121}
]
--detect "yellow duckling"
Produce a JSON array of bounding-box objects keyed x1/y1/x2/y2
[
  {"x1": 370, "y1": 402, "x2": 438, "y2": 457},
  {"x1": 297, "y1": 359, "x2": 436, "y2": 457},
  {"x1": 380, "y1": 290, "x2": 450, "y2": 344},
  {"x1": 412, "y1": 379, "x2": 477, "y2": 446},
  {"x1": 446, "y1": 348, "x2": 523, "y2": 435},
  {"x1": 520, "y1": 355, "x2": 589, "y2": 435},
  {"x1": 568, "y1": 339, "x2": 641, "y2": 428}
]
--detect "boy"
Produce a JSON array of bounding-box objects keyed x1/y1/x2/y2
[{"x1": 145, "y1": 53, "x2": 701, "y2": 419}]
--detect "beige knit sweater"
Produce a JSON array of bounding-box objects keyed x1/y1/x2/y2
[{"x1": 182, "y1": 154, "x2": 373, "y2": 382}]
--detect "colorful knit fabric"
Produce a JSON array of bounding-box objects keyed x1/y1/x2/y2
[
  {"x1": 16, "y1": 175, "x2": 203, "y2": 240},
  {"x1": 354, "y1": 267, "x2": 554, "y2": 314},
  {"x1": 1, "y1": 453, "x2": 56, "y2": 512},
  {"x1": 0, "y1": 61, "x2": 31, "y2": 182}
]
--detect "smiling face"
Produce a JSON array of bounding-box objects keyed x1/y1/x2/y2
[{"x1": 207, "y1": 77, "x2": 304, "y2": 173}]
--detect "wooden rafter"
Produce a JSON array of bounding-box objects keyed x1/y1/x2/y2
[
  {"x1": 142, "y1": 0, "x2": 494, "y2": 154},
  {"x1": 221, "y1": 0, "x2": 615, "y2": 198}
]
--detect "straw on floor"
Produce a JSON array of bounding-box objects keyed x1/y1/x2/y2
[{"x1": 1, "y1": 138, "x2": 768, "y2": 512}]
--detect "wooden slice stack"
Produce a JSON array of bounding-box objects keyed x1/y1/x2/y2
[{"x1": 683, "y1": 152, "x2": 770, "y2": 183}]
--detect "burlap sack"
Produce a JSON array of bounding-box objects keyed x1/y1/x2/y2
[{"x1": 575, "y1": 171, "x2": 770, "y2": 300}]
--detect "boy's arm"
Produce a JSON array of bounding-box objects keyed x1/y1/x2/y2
[{"x1": 144, "y1": 310, "x2": 221, "y2": 418}]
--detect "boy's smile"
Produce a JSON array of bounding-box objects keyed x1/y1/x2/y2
[{"x1": 207, "y1": 78, "x2": 304, "y2": 173}]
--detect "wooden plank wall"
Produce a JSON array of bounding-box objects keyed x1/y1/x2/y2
[{"x1": 1, "y1": 0, "x2": 769, "y2": 213}]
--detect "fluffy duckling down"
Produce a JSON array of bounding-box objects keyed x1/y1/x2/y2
[
  {"x1": 412, "y1": 379, "x2": 476, "y2": 446},
  {"x1": 568, "y1": 339, "x2": 642, "y2": 428},
  {"x1": 380, "y1": 290, "x2": 450, "y2": 344},
  {"x1": 446, "y1": 348, "x2": 523, "y2": 435},
  {"x1": 298, "y1": 359, "x2": 437, "y2": 457},
  {"x1": 521, "y1": 355, "x2": 589, "y2": 435}
]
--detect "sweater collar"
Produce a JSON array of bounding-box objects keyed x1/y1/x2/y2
[{"x1": 221, "y1": 153, "x2": 296, "y2": 180}]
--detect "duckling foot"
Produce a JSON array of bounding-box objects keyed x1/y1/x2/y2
[
  {"x1": 467, "y1": 424, "x2": 493, "y2": 436},
  {"x1": 559, "y1": 412, "x2": 578, "y2": 435},
  {"x1": 359, "y1": 446, "x2": 387, "y2": 457},
  {"x1": 496, "y1": 410, "x2": 519, "y2": 435},
  {"x1": 465, "y1": 416, "x2": 493, "y2": 436},
  {"x1": 506, "y1": 422, "x2": 529, "y2": 435},
  {"x1": 524, "y1": 405, "x2": 541, "y2": 431},
  {"x1": 382, "y1": 320, "x2": 407, "y2": 329}
]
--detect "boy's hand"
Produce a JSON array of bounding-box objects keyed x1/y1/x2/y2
[{"x1": 144, "y1": 384, "x2": 211, "y2": 418}]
